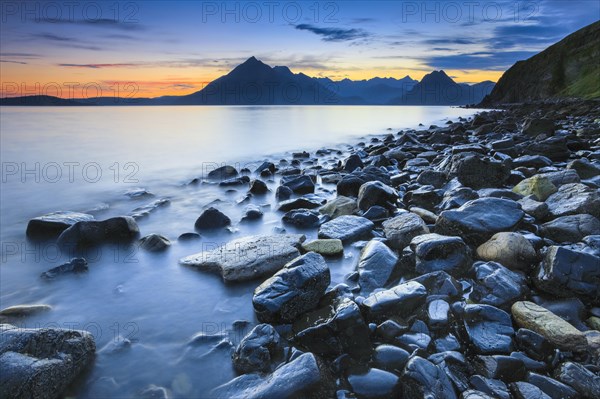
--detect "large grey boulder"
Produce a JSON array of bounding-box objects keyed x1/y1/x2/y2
[
  {"x1": 57, "y1": 216, "x2": 140, "y2": 250},
  {"x1": 545, "y1": 183, "x2": 600, "y2": 219},
  {"x1": 318, "y1": 215, "x2": 374, "y2": 243},
  {"x1": 383, "y1": 212, "x2": 429, "y2": 250},
  {"x1": 26, "y1": 211, "x2": 94, "y2": 239}
]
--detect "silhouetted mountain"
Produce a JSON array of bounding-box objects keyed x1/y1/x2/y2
[
  {"x1": 482, "y1": 21, "x2": 600, "y2": 104},
  {"x1": 0, "y1": 95, "x2": 89, "y2": 106},
  {"x1": 316, "y1": 76, "x2": 418, "y2": 104}
]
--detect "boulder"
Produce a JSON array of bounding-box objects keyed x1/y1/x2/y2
[
  {"x1": 179, "y1": 234, "x2": 305, "y2": 282},
  {"x1": 194, "y1": 207, "x2": 231, "y2": 230},
  {"x1": 343, "y1": 154, "x2": 364, "y2": 172},
  {"x1": 207, "y1": 165, "x2": 238, "y2": 180},
  {"x1": 319, "y1": 196, "x2": 357, "y2": 219},
  {"x1": 509, "y1": 382, "x2": 552, "y2": 399},
  {"x1": 232, "y1": 324, "x2": 284, "y2": 374},
  {"x1": 26, "y1": 211, "x2": 94, "y2": 239},
  {"x1": 253, "y1": 252, "x2": 330, "y2": 323},
  {"x1": 383, "y1": 213, "x2": 429, "y2": 250},
  {"x1": 276, "y1": 185, "x2": 293, "y2": 201},
  {"x1": 416, "y1": 170, "x2": 447, "y2": 188},
  {"x1": 372, "y1": 344, "x2": 410, "y2": 372},
  {"x1": 512, "y1": 175, "x2": 557, "y2": 201},
  {"x1": 522, "y1": 118, "x2": 555, "y2": 137},
  {"x1": 40, "y1": 258, "x2": 88, "y2": 279},
  {"x1": 249, "y1": 179, "x2": 269, "y2": 194},
  {"x1": 281, "y1": 174, "x2": 315, "y2": 194},
  {"x1": 347, "y1": 368, "x2": 401, "y2": 399},
  {"x1": 0, "y1": 305, "x2": 52, "y2": 321},
  {"x1": 545, "y1": 183, "x2": 600, "y2": 218},
  {"x1": 139, "y1": 234, "x2": 170, "y2": 252},
  {"x1": 410, "y1": 233, "x2": 470, "y2": 276},
  {"x1": 242, "y1": 205, "x2": 263, "y2": 221},
  {"x1": 444, "y1": 153, "x2": 510, "y2": 189},
  {"x1": 463, "y1": 304, "x2": 514, "y2": 354},
  {"x1": 362, "y1": 281, "x2": 427, "y2": 323},
  {"x1": 318, "y1": 215, "x2": 374, "y2": 243},
  {"x1": 473, "y1": 355, "x2": 526, "y2": 382},
  {"x1": 526, "y1": 373, "x2": 578, "y2": 399},
  {"x1": 282, "y1": 209, "x2": 321, "y2": 228},
  {"x1": 476, "y1": 232, "x2": 537, "y2": 270},
  {"x1": 301, "y1": 239, "x2": 343, "y2": 257},
  {"x1": 278, "y1": 197, "x2": 323, "y2": 212},
  {"x1": 401, "y1": 356, "x2": 457, "y2": 399},
  {"x1": 357, "y1": 240, "x2": 399, "y2": 295},
  {"x1": 539, "y1": 170, "x2": 580, "y2": 186},
  {"x1": 554, "y1": 362, "x2": 600, "y2": 399},
  {"x1": 57, "y1": 216, "x2": 140, "y2": 250},
  {"x1": 518, "y1": 196, "x2": 549, "y2": 220},
  {"x1": 357, "y1": 181, "x2": 398, "y2": 211},
  {"x1": 471, "y1": 261, "x2": 528, "y2": 308},
  {"x1": 567, "y1": 158, "x2": 600, "y2": 179},
  {"x1": 540, "y1": 214, "x2": 600, "y2": 243}
]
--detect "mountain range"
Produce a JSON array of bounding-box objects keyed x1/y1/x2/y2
[{"x1": 0, "y1": 57, "x2": 494, "y2": 106}]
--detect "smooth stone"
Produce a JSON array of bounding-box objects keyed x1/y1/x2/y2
[
  {"x1": 219, "y1": 176, "x2": 250, "y2": 186},
  {"x1": 242, "y1": 205, "x2": 263, "y2": 221},
  {"x1": 362, "y1": 205, "x2": 390, "y2": 222},
  {"x1": 567, "y1": 158, "x2": 600, "y2": 179},
  {"x1": 124, "y1": 187, "x2": 153, "y2": 199},
  {"x1": 434, "y1": 334, "x2": 461, "y2": 352},
  {"x1": 357, "y1": 181, "x2": 398, "y2": 211},
  {"x1": 476, "y1": 232, "x2": 537, "y2": 270},
  {"x1": 545, "y1": 183, "x2": 600, "y2": 218},
  {"x1": 522, "y1": 118, "x2": 555, "y2": 136},
  {"x1": 357, "y1": 240, "x2": 399, "y2": 295},
  {"x1": 512, "y1": 155, "x2": 552, "y2": 169},
  {"x1": 281, "y1": 174, "x2": 315, "y2": 194},
  {"x1": 515, "y1": 329, "x2": 555, "y2": 361},
  {"x1": 40, "y1": 258, "x2": 88, "y2": 279},
  {"x1": 471, "y1": 261, "x2": 528, "y2": 308},
  {"x1": 362, "y1": 281, "x2": 427, "y2": 323},
  {"x1": 318, "y1": 215, "x2": 374, "y2": 243},
  {"x1": 469, "y1": 375, "x2": 510, "y2": 399},
  {"x1": 139, "y1": 234, "x2": 170, "y2": 252},
  {"x1": 409, "y1": 206, "x2": 438, "y2": 224},
  {"x1": 275, "y1": 185, "x2": 293, "y2": 201},
  {"x1": 534, "y1": 246, "x2": 600, "y2": 303},
  {"x1": 510, "y1": 382, "x2": 551, "y2": 399},
  {"x1": 129, "y1": 198, "x2": 170, "y2": 219},
  {"x1": 438, "y1": 186, "x2": 479, "y2": 211},
  {"x1": 417, "y1": 170, "x2": 447, "y2": 188},
  {"x1": 511, "y1": 301, "x2": 588, "y2": 352},
  {"x1": 207, "y1": 165, "x2": 238, "y2": 180},
  {"x1": 177, "y1": 232, "x2": 201, "y2": 241},
  {"x1": 554, "y1": 362, "x2": 600, "y2": 399},
  {"x1": 179, "y1": 234, "x2": 305, "y2": 282},
  {"x1": 383, "y1": 212, "x2": 429, "y2": 250},
  {"x1": 518, "y1": 196, "x2": 549, "y2": 219},
  {"x1": 301, "y1": 239, "x2": 343, "y2": 257},
  {"x1": 26, "y1": 211, "x2": 95, "y2": 239},
  {"x1": 282, "y1": 209, "x2": 320, "y2": 228},
  {"x1": 401, "y1": 356, "x2": 458, "y2": 399},
  {"x1": 512, "y1": 175, "x2": 557, "y2": 201},
  {"x1": 343, "y1": 154, "x2": 364, "y2": 172},
  {"x1": 249, "y1": 179, "x2": 269, "y2": 194},
  {"x1": 410, "y1": 233, "x2": 470, "y2": 276},
  {"x1": 410, "y1": 270, "x2": 463, "y2": 298},
  {"x1": 210, "y1": 352, "x2": 333, "y2": 399},
  {"x1": 232, "y1": 324, "x2": 284, "y2": 374},
  {"x1": 336, "y1": 166, "x2": 391, "y2": 197},
  {"x1": 253, "y1": 252, "x2": 330, "y2": 323},
  {"x1": 194, "y1": 207, "x2": 231, "y2": 230},
  {"x1": 445, "y1": 153, "x2": 510, "y2": 189},
  {"x1": 0, "y1": 323, "x2": 96, "y2": 399},
  {"x1": 435, "y1": 198, "x2": 524, "y2": 246},
  {"x1": 540, "y1": 214, "x2": 600, "y2": 243},
  {"x1": 473, "y1": 355, "x2": 526, "y2": 382},
  {"x1": 255, "y1": 161, "x2": 275, "y2": 175},
  {"x1": 278, "y1": 197, "x2": 323, "y2": 212},
  {"x1": 461, "y1": 390, "x2": 495, "y2": 399},
  {"x1": 526, "y1": 373, "x2": 579, "y2": 399},
  {"x1": 372, "y1": 344, "x2": 410, "y2": 372},
  {"x1": 539, "y1": 169, "x2": 580, "y2": 186},
  {"x1": 427, "y1": 299, "x2": 450, "y2": 330},
  {"x1": 319, "y1": 196, "x2": 358, "y2": 219},
  {"x1": 347, "y1": 368, "x2": 400, "y2": 399},
  {"x1": 463, "y1": 304, "x2": 514, "y2": 354},
  {"x1": 0, "y1": 305, "x2": 52, "y2": 321},
  {"x1": 57, "y1": 216, "x2": 140, "y2": 250}
]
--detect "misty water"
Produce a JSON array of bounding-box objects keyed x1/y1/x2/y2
[{"x1": 0, "y1": 105, "x2": 477, "y2": 397}]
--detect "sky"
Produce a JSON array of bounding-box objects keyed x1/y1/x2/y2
[{"x1": 1, "y1": 0, "x2": 599, "y2": 98}]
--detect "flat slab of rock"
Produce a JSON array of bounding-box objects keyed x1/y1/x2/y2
[
  {"x1": 511, "y1": 301, "x2": 588, "y2": 352},
  {"x1": 26, "y1": 211, "x2": 94, "y2": 239},
  {"x1": 180, "y1": 234, "x2": 305, "y2": 282},
  {"x1": 301, "y1": 239, "x2": 343, "y2": 257},
  {"x1": 540, "y1": 214, "x2": 600, "y2": 243},
  {"x1": 0, "y1": 305, "x2": 52, "y2": 322},
  {"x1": 545, "y1": 183, "x2": 600, "y2": 219},
  {"x1": 318, "y1": 215, "x2": 374, "y2": 243},
  {"x1": 362, "y1": 281, "x2": 427, "y2": 323}
]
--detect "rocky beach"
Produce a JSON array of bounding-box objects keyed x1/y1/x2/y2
[{"x1": 2, "y1": 98, "x2": 600, "y2": 398}]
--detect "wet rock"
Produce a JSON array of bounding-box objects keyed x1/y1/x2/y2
[
  {"x1": 362, "y1": 281, "x2": 427, "y2": 323},
  {"x1": 463, "y1": 304, "x2": 514, "y2": 354},
  {"x1": 524, "y1": 136, "x2": 570, "y2": 162},
  {"x1": 417, "y1": 170, "x2": 447, "y2": 188},
  {"x1": 545, "y1": 183, "x2": 600, "y2": 218},
  {"x1": 540, "y1": 214, "x2": 600, "y2": 243},
  {"x1": 438, "y1": 187, "x2": 479, "y2": 211},
  {"x1": 539, "y1": 169, "x2": 580, "y2": 186},
  {"x1": 232, "y1": 324, "x2": 284, "y2": 374},
  {"x1": 337, "y1": 167, "x2": 391, "y2": 197},
  {"x1": 301, "y1": 239, "x2": 343, "y2": 257},
  {"x1": 427, "y1": 299, "x2": 450, "y2": 330},
  {"x1": 435, "y1": 198, "x2": 524, "y2": 246},
  {"x1": 255, "y1": 161, "x2": 275, "y2": 175},
  {"x1": 26, "y1": 211, "x2": 95, "y2": 239},
  {"x1": 249, "y1": 179, "x2": 269, "y2": 194},
  {"x1": 139, "y1": 234, "x2": 170, "y2": 252},
  {"x1": 242, "y1": 205, "x2": 263, "y2": 221},
  {"x1": 319, "y1": 196, "x2": 358, "y2": 219},
  {"x1": 409, "y1": 206, "x2": 438, "y2": 224},
  {"x1": 511, "y1": 301, "x2": 588, "y2": 352},
  {"x1": 210, "y1": 352, "x2": 333, "y2": 399},
  {"x1": 510, "y1": 382, "x2": 551, "y2": 399},
  {"x1": 362, "y1": 205, "x2": 390, "y2": 222},
  {"x1": 40, "y1": 258, "x2": 88, "y2": 279},
  {"x1": 347, "y1": 368, "x2": 400, "y2": 399},
  {"x1": 282, "y1": 209, "x2": 320, "y2": 228},
  {"x1": 383, "y1": 212, "x2": 429, "y2": 250},
  {"x1": 275, "y1": 185, "x2": 293, "y2": 201},
  {"x1": 461, "y1": 390, "x2": 495, "y2": 399},
  {"x1": 410, "y1": 270, "x2": 463, "y2": 299},
  {"x1": 0, "y1": 323, "x2": 96, "y2": 399},
  {"x1": 180, "y1": 234, "x2": 305, "y2": 282},
  {"x1": 57, "y1": 216, "x2": 140, "y2": 250},
  {"x1": 554, "y1": 362, "x2": 600, "y2": 399},
  {"x1": 512, "y1": 175, "x2": 557, "y2": 201},
  {"x1": 522, "y1": 118, "x2": 555, "y2": 137},
  {"x1": 207, "y1": 165, "x2": 238, "y2": 180},
  {"x1": 512, "y1": 155, "x2": 552, "y2": 169},
  {"x1": 0, "y1": 305, "x2": 52, "y2": 321},
  {"x1": 401, "y1": 356, "x2": 457, "y2": 399},
  {"x1": 343, "y1": 154, "x2": 364, "y2": 172},
  {"x1": 129, "y1": 198, "x2": 170, "y2": 219},
  {"x1": 220, "y1": 176, "x2": 250, "y2": 186},
  {"x1": 278, "y1": 197, "x2": 323, "y2": 212},
  {"x1": 372, "y1": 344, "x2": 409, "y2": 372},
  {"x1": 445, "y1": 153, "x2": 510, "y2": 189},
  {"x1": 410, "y1": 233, "x2": 470, "y2": 276},
  {"x1": 357, "y1": 181, "x2": 398, "y2": 211},
  {"x1": 476, "y1": 232, "x2": 537, "y2": 270},
  {"x1": 405, "y1": 186, "x2": 443, "y2": 211},
  {"x1": 471, "y1": 261, "x2": 528, "y2": 308},
  {"x1": 518, "y1": 196, "x2": 549, "y2": 220},
  {"x1": 293, "y1": 297, "x2": 370, "y2": 359},
  {"x1": 473, "y1": 355, "x2": 526, "y2": 382},
  {"x1": 526, "y1": 373, "x2": 578, "y2": 399},
  {"x1": 194, "y1": 207, "x2": 231, "y2": 230},
  {"x1": 177, "y1": 232, "x2": 200, "y2": 242},
  {"x1": 567, "y1": 158, "x2": 600, "y2": 179},
  {"x1": 124, "y1": 187, "x2": 154, "y2": 199},
  {"x1": 357, "y1": 240, "x2": 399, "y2": 295},
  {"x1": 253, "y1": 252, "x2": 330, "y2": 323},
  {"x1": 469, "y1": 375, "x2": 510, "y2": 399},
  {"x1": 318, "y1": 215, "x2": 374, "y2": 243},
  {"x1": 281, "y1": 174, "x2": 315, "y2": 194},
  {"x1": 534, "y1": 246, "x2": 600, "y2": 303}
]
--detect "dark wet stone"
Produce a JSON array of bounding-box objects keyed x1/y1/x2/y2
[
  {"x1": 410, "y1": 270, "x2": 463, "y2": 299},
  {"x1": 427, "y1": 299, "x2": 450, "y2": 330},
  {"x1": 278, "y1": 197, "x2": 323, "y2": 212},
  {"x1": 194, "y1": 207, "x2": 231, "y2": 230},
  {"x1": 519, "y1": 196, "x2": 549, "y2": 220},
  {"x1": 461, "y1": 390, "x2": 495, "y2": 399},
  {"x1": 337, "y1": 166, "x2": 391, "y2": 197},
  {"x1": 232, "y1": 324, "x2": 284, "y2": 374},
  {"x1": 281, "y1": 174, "x2": 315, "y2": 194},
  {"x1": 362, "y1": 205, "x2": 389, "y2": 222},
  {"x1": 372, "y1": 344, "x2": 409, "y2": 372},
  {"x1": 510, "y1": 352, "x2": 547, "y2": 372},
  {"x1": 178, "y1": 232, "x2": 200, "y2": 242},
  {"x1": 276, "y1": 185, "x2": 293, "y2": 201},
  {"x1": 293, "y1": 297, "x2": 370, "y2": 360},
  {"x1": 357, "y1": 181, "x2": 398, "y2": 211},
  {"x1": 531, "y1": 296, "x2": 588, "y2": 331},
  {"x1": 40, "y1": 258, "x2": 88, "y2": 279},
  {"x1": 534, "y1": 246, "x2": 600, "y2": 303},
  {"x1": 242, "y1": 205, "x2": 264, "y2": 221},
  {"x1": 253, "y1": 252, "x2": 330, "y2": 323},
  {"x1": 347, "y1": 368, "x2": 400, "y2": 399},
  {"x1": 401, "y1": 356, "x2": 457, "y2": 399},
  {"x1": 357, "y1": 240, "x2": 399, "y2": 295},
  {"x1": 478, "y1": 188, "x2": 523, "y2": 201},
  {"x1": 255, "y1": 161, "x2": 275, "y2": 175},
  {"x1": 383, "y1": 212, "x2": 429, "y2": 250},
  {"x1": 26, "y1": 211, "x2": 95, "y2": 239},
  {"x1": 293, "y1": 151, "x2": 310, "y2": 159},
  {"x1": 344, "y1": 154, "x2": 364, "y2": 172},
  {"x1": 0, "y1": 324, "x2": 96, "y2": 399},
  {"x1": 522, "y1": 118, "x2": 555, "y2": 136},
  {"x1": 473, "y1": 355, "x2": 526, "y2": 382},
  {"x1": 539, "y1": 169, "x2": 580, "y2": 186},
  {"x1": 395, "y1": 320, "x2": 431, "y2": 351},
  {"x1": 318, "y1": 215, "x2": 374, "y2": 243},
  {"x1": 515, "y1": 329, "x2": 555, "y2": 362},
  {"x1": 540, "y1": 214, "x2": 600, "y2": 243},
  {"x1": 567, "y1": 158, "x2": 600, "y2": 179},
  {"x1": 435, "y1": 198, "x2": 524, "y2": 246},
  {"x1": 444, "y1": 153, "x2": 510, "y2": 189},
  {"x1": 249, "y1": 179, "x2": 269, "y2": 194},
  {"x1": 57, "y1": 216, "x2": 140, "y2": 250},
  {"x1": 319, "y1": 196, "x2": 358, "y2": 219},
  {"x1": 463, "y1": 304, "x2": 514, "y2": 354},
  {"x1": 129, "y1": 198, "x2": 170, "y2": 219},
  {"x1": 417, "y1": 170, "x2": 447, "y2": 188},
  {"x1": 207, "y1": 165, "x2": 238, "y2": 180},
  {"x1": 512, "y1": 155, "x2": 552, "y2": 169},
  {"x1": 220, "y1": 176, "x2": 250, "y2": 186},
  {"x1": 410, "y1": 233, "x2": 470, "y2": 276},
  {"x1": 405, "y1": 186, "x2": 443, "y2": 211},
  {"x1": 434, "y1": 334, "x2": 461, "y2": 352},
  {"x1": 438, "y1": 187, "x2": 479, "y2": 211},
  {"x1": 523, "y1": 136, "x2": 571, "y2": 162},
  {"x1": 362, "y1": 281, "x2": 427, "y2": 323},
  {"x1": 554, "y1": 362, "x2": 600, "y2": 399},
  {"x1": 210, "y1": 352, "x2": 334, "y2": 399},
  {"x1": 469, "y1": 375, "x2": 510, "y2": 399},
  {"x1": 545, "y1": 183, "x2": 600, "y2": 218},
  {"x1": 282, "y1": 209, "x2": 321, "y2": 228},
  {"x1": 428, "y1": 351, "x2": 471, "y2": 393},
  {"x1": 526, "y1": 373, "x2": 579, "y2": 399},
  {"x1": 139, "y1": 234, "x2": 171, "y2": 252},
  {"x1": 471, "y1": 261, "x2": 528, "y2": 308}
]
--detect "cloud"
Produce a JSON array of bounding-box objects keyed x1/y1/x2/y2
[
  {"x1": 422, "y1": 50, "x2": 538, "y2": 70},
  {"x1": 423, "y1": 38, "x2": 478, "y2": 45},
  {"x1": 0, "y1": 60, "x2": 27, "y2": 64},
  {"x1": 490, "y1": 23, "x2": 570, "y2": 48},
  {"x1": 32, "y1": 33, "x2": 103, "y2": 50},
  {"x1": 294, "y1": 24, "x2": 370, "y2": 42},
  {"x1": 0, "y1": 52, "x2": 40, "y2": 58},
  {"x1": 58, "y1": 63, "x2": 138, "y2": 69},
  {"x1": 36, "y1": 18, "x2": 145, "y2": 31}
]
